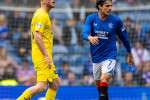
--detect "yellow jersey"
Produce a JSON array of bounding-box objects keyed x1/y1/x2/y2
[{"x1": 31, "y1": 8, "x2": 53, "y2": 63}]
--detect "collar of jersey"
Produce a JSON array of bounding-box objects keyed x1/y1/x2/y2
[
  {"x1": 40, "y1": 8, "x2": 49, "y2": 15},
  {"x1": 97, "y1": 13, "x2": 111, "y2": 22}
]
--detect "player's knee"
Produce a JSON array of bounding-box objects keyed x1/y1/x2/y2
[
  {"x1": 49, "y1": 80, "x2": 60, "y2": 91},
  {"x1": 37, "y1": 85, "x2": 47, "y2": 93},
  {"x1": 101, "y1": 77, "x2": 109, "y2": 83},
  {"x1": 54, "y1": 80, "x2": 60, "y2": 90},
  {"x1": 40, "y1": 86, "x2": 47, "y2": 92}
]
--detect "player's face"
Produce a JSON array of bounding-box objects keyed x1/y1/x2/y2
[
  {"x1": 101, "y1": 1, "x2": 112, "y2": 16},
  {"x1": 43, "y1": 0, "x2": 55, "y2": 8}
]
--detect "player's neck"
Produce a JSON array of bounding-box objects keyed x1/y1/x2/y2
[
  {"x1": 41, "y1": 5, "x2": 51, "y2": 13},
  {"x1": 98, "y1": 12, "x2": 109, "y2": 21}
]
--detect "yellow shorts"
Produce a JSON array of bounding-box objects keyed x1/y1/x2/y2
[{"x1": 32, "y1": 52, "x2": 58, "y2": 82}]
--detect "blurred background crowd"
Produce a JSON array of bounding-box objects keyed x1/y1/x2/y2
[{"x1": 0, "y1": 0, "x2": 150, "y2": 87}]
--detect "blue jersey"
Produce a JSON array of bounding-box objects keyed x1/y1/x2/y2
[{"x1": 82, "y1": 13, "x2": 131, "y2": 63}]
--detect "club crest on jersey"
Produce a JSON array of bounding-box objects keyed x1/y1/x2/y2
[
  {"x1": 94, "y1": 23, "x2": 97, "y2": 26},
  {"x1": 37, "y1": 23, "x2": 42, "y2": 28},
  {"x1": 108, "y1": 23, "x2": 113, "y2": 29}
]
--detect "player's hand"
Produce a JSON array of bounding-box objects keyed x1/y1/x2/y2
[
  {"x1": 128, "y1": 52, "x2": 135, "y2": 67},
  {"x1": 45, "y1": 55, "x2": 52, "y2": 69},
  {"x1": 88, "y1": 36, "x2": 99, "y2": 46}
]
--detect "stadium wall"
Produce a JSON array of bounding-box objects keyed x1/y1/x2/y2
[{"x1": 0, "y1": 86, "x2": 150, "y2": 100}]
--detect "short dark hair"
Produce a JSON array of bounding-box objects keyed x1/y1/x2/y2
[
  {"x1": 62, "y1": 61, "x2": 69, "y2": 66},
  {"x1": 22, "y1": 58, "x2": 28, "y2": 63},
  {"x1": 95, "y1": 0, "x2": 112, "y2": 10}
]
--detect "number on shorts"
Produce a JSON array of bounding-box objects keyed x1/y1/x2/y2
[{"x1": 107, "y1": 60, "x2": 112, "y2": 69}]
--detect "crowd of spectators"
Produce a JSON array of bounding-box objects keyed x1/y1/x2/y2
[
  {"x1": 0, "y1": 0, "x2": 150, "y2": 7},
  {"x1": 0, "y1": 0, "x2": 150, "y2": 86}
]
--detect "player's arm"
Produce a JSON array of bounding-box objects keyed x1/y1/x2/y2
[
  {"x1": 35, "y1": 31, "x2": 51, "y2": 68},
  {"x1": 82, "y1": 16, "x2": 99, "y2": 46},
  {"x1": 34, "y1": 15, "x2": 51, "y2": 68},
  {"x1": 116, "y1": 18, "x2": 134, "y2": 66}
]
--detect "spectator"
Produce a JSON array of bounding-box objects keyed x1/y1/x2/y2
[
  {"x1": 85, "y1": 0, "x2": 96, "y2": 8},
  {"x1": 132, "y1": 40, "x2": 150, "y2": 66},
  {"x1": 63, "y1": 72, "x2": 77, "y2": 86},
  {"x1": 70, "y1": 0, "x2": 85, "y2": 22},
  {"x1": 0, "y1": 65, "x2": 18, "y2": 86},
  {"x1": 63, "y1": 19, "x2": 83, "y2": 47},
  {"x1": 134, "y1": 63, "x2": 145, "y2": 86},
  {"x1": 7, "y1": 11, "x2": 23, "y2": 33},
  {"x1": 16, "y1": 59, "x2": 36, "y2": 85},
  {"x1": 134, "y1": 23, "x2": 146, "y2": 42},
  {"x1": 50, "y1": 0, "x2": 73, "y2": 27},
  {"x1": 146, "y1": 30, "x2": 150, "y2": 52},
  {"x1": 79, "y1": 74, "x2": 94, "y2": 86},
  {"x1": 123, "y1": 71, "x2": 136, "y2": 86},
  {"x1": 124, "y1": 17, "x2": 136, "y2": 45},
  {"x1": 0, "y1": 47, "x2": 20, "y2": 69},
  {"x1": 2, "y1": 65, "x2": 16, "y2": 80},
  {"x1": 24, "y1": 12, "x2": 32, "y2": 31},
  {"x1": 58, "y1": 61, "x2": 71, "y2": 80},
  {"x1": 0, "y1": 66, "x2": 5, "y2": 81},
  {"x1": 70, "y1": 0, "x2": 85, "y2": 32},
  {"x1": 51, "y1": 18, "x2": 64, "y2": 45},
  {"x1": 122, "y1": 55, "x2": 136, "y2": 75},
  {"x1": 0, "y1": 14, "x2": 8, "y2": 46},
  {"x1": 83, "y1": 52, "x2": 93, "y2": 75},
  {"x1": 16, "y1": 29, "x2": 31, "y2": 59},
  {"x1": 0, "y1": 0, "x2": 15, "y2": 7},
  {"x1": 142, "y1": 61, "x2": 150, "y2": 86}
]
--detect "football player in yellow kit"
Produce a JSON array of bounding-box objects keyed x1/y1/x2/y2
[{"x1": 17, "y1": 0, "x2": 60, "y2": 100}]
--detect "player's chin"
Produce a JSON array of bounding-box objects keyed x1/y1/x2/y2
[
  {"x1": 50, "y1": 5, "x2": 55, "y2": 8},
  {"x1": 106, "y1": 11, "x2": 111, "y2": 15}
]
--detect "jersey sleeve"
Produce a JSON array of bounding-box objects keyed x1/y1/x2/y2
[
  {"x1": 35, "y1": 15, "x2": 47, "y2": 34},
  {"x1": 82, "y1": 15, "x2": 92, "y2": 40},
  {"x1": 116, "y1": 18, "x2": 131, "y2": 53}
]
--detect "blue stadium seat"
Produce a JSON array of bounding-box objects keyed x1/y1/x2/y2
[
  {"x1": 141, "y1": 24, "x2": 150, "y2": 34},
  {"x1": 68, "y1": 45, "x2": 84, "y2": 54},
  {"x1": 10, "y1": 54, "x2": 21, "y2": 65},
  {"x1": 70, "y1": 65, "x2": 84, "y2": 75},
  {"x1": 27, "y1": 55, "x2": 34, "y2": 67},
  {"x1": 75, "y1": 56, "x2": 88, "y2": 66},
  {"x1": 53, "y1": 54, "x2": 69, "y2": 67},
  {"x1": 5, "y1": 43, "x2": 16, "y2": 53},
  {"x1": 53, "y1": 44, "x2": 68, "y2": 54},
  {"x1": 11, "y1": 32, "x2": 21, "y2": 44}
]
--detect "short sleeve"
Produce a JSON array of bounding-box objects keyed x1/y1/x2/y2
[{"x1": 35, "y1": 15, "x2": 47, "y2": 34}]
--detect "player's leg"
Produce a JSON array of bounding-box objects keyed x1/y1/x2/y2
[
  {"x1": 17, "y1": 81, "x2": 48, "y2": 100},
  {"x1": 99, "y1": 73, "x2": 111, "y2": 100},
  {"x1": 93, "y1": 63, "x2": 101, "y2": 94},
  {"x1": 46, "y1": 78, "x2": 60, "y2": 100},
  {"x1": 99, "y1": 59, "x2": 116, "y2": 100},
  {"x1": 45, "y1": 65, "x2": 60, "y2": 100},
  {"x1": 95, "y1": 80, "x2": 101, "y2": 94}
]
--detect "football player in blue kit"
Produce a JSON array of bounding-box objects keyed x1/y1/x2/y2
[{"x1": 82, "y1": 0, "x2": 135, "y2": 100}]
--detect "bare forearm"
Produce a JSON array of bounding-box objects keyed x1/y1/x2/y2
[
  {"x1": 35, "y1": 32, "x2": 48, "y2": 57},
  {"x1": 128, "y1": 52, "x2": 133, "y2": 57}
]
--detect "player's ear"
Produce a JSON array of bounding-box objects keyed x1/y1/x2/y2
[
  {"x1": 41, "y1": 0, "x2": 45, "y2": 3},
  {"x1": 98, "y1": 5, "x2": 102, "y2": 10}
]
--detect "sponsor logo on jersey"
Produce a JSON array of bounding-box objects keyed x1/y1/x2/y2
[
  {"x1": 37, "y1": 23, "x2": 42, "y2": 28},
  {"x1": 95, "y1": 30, "x2": 109, "y2": 39}
]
